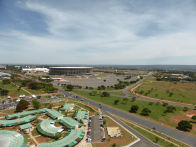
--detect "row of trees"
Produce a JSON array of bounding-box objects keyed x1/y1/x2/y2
[
  {"x1": 16, "y1": 99, "x2": 41, "y2": 112},
  {"x1": 129, "y1": 105, "x2": 152, "y2": 116}
]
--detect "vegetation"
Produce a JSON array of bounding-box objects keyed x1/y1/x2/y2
[
  {"x1": 16, "y1": 99, "x2": 30, "y2": 112},
  {"x1": 129, "y1": 105, "x2": 139, "y2": 113},
  {"x1": 66, "y1": 84, "x2": 74, "y2": 91},
  {"x1": 113, "y1": 100, "x2": 120, "y2": 105},
  {"x1": 72, "y1": 90, "x2": 188, "y2": 130},
  {"x1": 135, "y1": 79, "x2": 196, "y2": 105},
  {"x1": 101, "y1": 91, "x2": 110, "y2": 97},
  {"x1": 32, "y1": 100, "x2": 41, "y2": 109},
  {"x1": 0, "y1": 88, "x2": 9, "y2": 96},
  {"x1": 177, "y1": 120, "x2": 192, "y2": 132},
  {"x1": 140, "y1": 108, "x2": 151, "y2": 116}
]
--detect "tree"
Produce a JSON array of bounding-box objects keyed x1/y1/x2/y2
[
  {"x1": 177, "y1": 120, "x2": 192, "y2": 131},
  {"x1": 16, "y1": 99, "x2": 30, "y2": 112},
  {"x1": 66, "y1": 84, "x2": 73, "y2": 91},
  {"x1": 183, "y1": 107, "x2": 188, "y2": 112},
  {"x1": 164, "y1": 106, "x2": 176, "y2": 113},
  {"x1": 192, "y1": 115, "x2": 196, "y2": 120},
  {"x1": 129, "y1": 105, "x2": 139, "y2": 113},
  {"x1": 162, "y1": 102, "x2": 168, "y2": 107},
  {"x1": 131, "y1": 97, "x2": 136, "y2": 102},
  {"x1": 0, "y1": 89, "x2": 9, "y2": 96},
  {"x1": 141, "y1": 108, "x2": 151, "y2": 116},
  {"x1": 101, "y1": 92, "x2": 110, "y2": 97},
  {"x1": 48, "y1": 104, "x2": 53, "y2": 109},
  {"x1": 28, "y1": 82, "x2": 42, "y2": 90},
  {"x1": 89, "y1": 91, "x2": 97, "y2": 96},
  {"x1": 114, "y1": 100, "x2": 120, "y2": 105},
  {"x1": 2, "y1": 79, "x2": 11, "y2": 85},
  {"x1": 32, "y1": 100, "x2": 41, "y2": 109}
]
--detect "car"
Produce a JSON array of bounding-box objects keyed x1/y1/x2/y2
[
  {"x1": 86, "y1": 138, "x2": 92, "y2": 142},
  {"x1": 101, "y1": 137, "x2": 106, "y2": 142}
]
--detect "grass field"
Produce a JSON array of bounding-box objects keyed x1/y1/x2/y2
[
  {"x1": 72, "y1": 90, "x2": 196, "y2": 135},
  {"x1": 0, "y1": 81, "x2": 29, "y2": 98},
  {"x1": 135, "y1": 80, "x2": 196, "y2": 105}
]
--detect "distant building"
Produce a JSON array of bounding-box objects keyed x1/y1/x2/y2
[
  {"x1": 0, "y1": 72, "x2": 11, "y2": 79},
  {"x1": 0, "y1": 65, "x2": 6, "y2": 69},
  {"x1": 22, "y1": 68, "x2": 49, "y2": 73},
  {"x1": 49, "y1": 67, "x2": 93, "y2": 75}
]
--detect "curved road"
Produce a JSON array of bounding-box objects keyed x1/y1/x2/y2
[{"x1": 58, "y1": 89, "x2": 196, "y2": 147}]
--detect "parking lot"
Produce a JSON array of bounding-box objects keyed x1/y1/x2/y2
[{"x1": 87, "y1": 114, "x2": 105, "y2": 143}]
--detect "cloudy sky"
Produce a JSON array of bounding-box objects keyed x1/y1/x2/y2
[{"x1": 0, "y1": 0, "x2": 196, "y2": 65}]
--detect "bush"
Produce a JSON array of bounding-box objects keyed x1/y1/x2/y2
[
  {"x1": 89, "y1": 91, "x2": 97, "y2": 96},
  {"x1": 16, "y1": 99, "x2": 30, "y2": 112},
  {"x1": 148, "y1": 102, "x2": 154, "y2": 105},
  {"x1": 114, "y1": 100, "x2": 120, "y2": 105},
  {"x1": 177, "y1": 120, "x2": 192, "y2": 131},
  {"x1": 129, "y1": 105, "x2": 139, "y2": 113},
  {"x1": 162, "y1": 102, "x2": 168, "y2": 107},
  {"x1": 101, "y1": 92, "x2": 110, "y2": 97},
  {"x1": 164, "y1": 106, "x2": 176, "y2": 113},
  {"x1": 32, "y1": 100, "x2": 41, "y2": 109},
  {"x1": 183, "y1": 107, "x2": 188, "y2": 112},
  {"x1": 0, "y1": 88, "x2": 9, "y2": 96},
  {"x1": 2, "y1": 79, "x2": 11, "y2": 84},
  {"x1": 131, "y1": 97, "x2": 136, "y2": 102},
  {"x1": 141, "y1": 108, "x2": 151, "y2": 116},
  {"x1": 66, "y1": 84, "x2": 73, "y2": 91},
  {"x1": 98, "y1": 85, "x2": 106, "y2": 90},
  {"x1": 191, "y1": 115, "x2": 196, "y2": 120}
]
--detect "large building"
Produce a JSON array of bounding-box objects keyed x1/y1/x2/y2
[{"x1": 49, "y1": 67, "x2": 93, "y2": 75}]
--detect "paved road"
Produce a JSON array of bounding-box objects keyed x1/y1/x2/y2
[
  {"x1": 103, "y1": 111, "x2": 160, "y2": 147},
  {"x1": 58, "y1": 89, "x2": 196, "y2": 147}
]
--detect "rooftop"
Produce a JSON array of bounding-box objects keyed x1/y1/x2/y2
[
  {"x1": 20, "y1": 123, "x2": 32, "y2": 130},
  {"x1": 49, "y1": 67, "x2": 93, "y2": 69}
]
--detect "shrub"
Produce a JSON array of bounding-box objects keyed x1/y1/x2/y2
[
  {"x1": 141, "y1": 108, "x2": 151, "y2": 116},
  {"x1": 32, "y1": 100, "x2": 41, "y2": 109},
  {"x1": 191, "y1": 115, "x2": 196, "y2": 120},
  {"x1": 101, "y1": 92, "x2": 110, "y2": 97},
  {"x1": 65, "y1": 84, "x2": 73, "y2": 91},
  {"x1": 129, "y1": 105, "x2": 139, "y2": 113},
  {"x1": 2, "y1": 79, "x2": 11, "y2": 84},
  {"x1": 114, "y1": 100, "x2": 120, "y2": 105},
  {"x1": 0, "y1": 89, "x2": 9, "y2": 96},
  {"x1": 131, "y1": 97, "x2": 136, "y2": 102},
  {"x1": 177, "y1": 120, "x2": 192, "y2": 131},
  {"x1": 148, "y1": 102, "x2": 154, "y2": 105},
  {"x1": 164, "y1": 106, "x2": 176, "y2": 113},
  {"x1": 183, "y1": 107, "x2": 188, "y2": 112},
  {"x1": 162, "y1": 102, "x2": 168, "y2": 107}
]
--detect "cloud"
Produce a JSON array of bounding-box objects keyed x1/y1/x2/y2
[{"x1": 0, "y1": 0, "x2": 196, "y2": 64}]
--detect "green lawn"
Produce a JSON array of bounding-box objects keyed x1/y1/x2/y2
[
  {"x1": 135, "y1": 80, "x2": 196, "y2": 105},
  {"x1": 24, "y1": 88, "x2": 46, "y2": 95},
  {"x1": 109, "y1": 91, "x2": 126, "y2": 96},
  {"x1": 72, "y1": 90, "x2": 184, "y2": 126},
  {"x1": 0, "y1": 81, "x2": 29, "y2": 98}
]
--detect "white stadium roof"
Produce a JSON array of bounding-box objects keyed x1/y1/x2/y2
[{"x1": 49, "y1": 67, "x2": 93, "y2": 69}]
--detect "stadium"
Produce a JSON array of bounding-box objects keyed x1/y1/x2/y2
[{"x1": 49, "y1": 67, "x2": 93, "y2": 75}]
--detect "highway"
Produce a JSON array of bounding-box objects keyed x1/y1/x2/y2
[{"x1": 59, "y1": 89, "x2": 196, "y2": 147}]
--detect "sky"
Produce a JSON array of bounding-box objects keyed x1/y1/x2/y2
[{"x1": 0, "y1": 0, "x2": 196, "y2": 65}]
